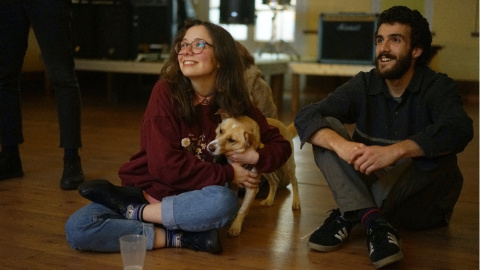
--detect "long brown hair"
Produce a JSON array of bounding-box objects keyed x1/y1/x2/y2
[
  {"x1": 161, "y1": 19, "x2": 253, "y2": 125},
  {"x1": 236, "y1": 41, "x2": 255, "y2": 69}
]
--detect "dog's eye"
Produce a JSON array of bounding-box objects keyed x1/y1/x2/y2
[
  {"x1": 219, "y1": 129, "x2": 223, "y2": 134},
  {"x1": 227, "y1": 138, "x2": 236, "y2": 143}
]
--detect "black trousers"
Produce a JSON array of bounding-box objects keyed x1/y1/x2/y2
[{"x1": 0, "y1": 0, "x2": 81, "y2": 149}]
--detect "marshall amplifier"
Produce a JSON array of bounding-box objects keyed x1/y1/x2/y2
[{"x1": 318, "y1": 13, "x2": 378, "y2": 65}]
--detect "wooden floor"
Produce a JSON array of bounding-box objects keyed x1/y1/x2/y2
[{"x1": 0, "y1": 85, "x2": 478, "y2": 270}]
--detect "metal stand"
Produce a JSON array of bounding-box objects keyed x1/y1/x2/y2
[{"x1": 257, "y1": 6, "x2": 300, "y2": 60}]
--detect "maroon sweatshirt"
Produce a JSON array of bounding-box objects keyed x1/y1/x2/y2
[{"x1": 118, "y1": 79, "x2": 291, "y2": 201}]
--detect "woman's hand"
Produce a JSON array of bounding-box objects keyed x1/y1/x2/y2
[
  {"x1": 225, "y1": 148, "x2": 259, "y2": 166},
  {"x1": 230, "y1": 162, "x2": 260, "y2": 189}
]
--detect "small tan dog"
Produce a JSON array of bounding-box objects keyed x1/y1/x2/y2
[{"x1": 207, "y1": 110, "x2": 301, "y2": 236}]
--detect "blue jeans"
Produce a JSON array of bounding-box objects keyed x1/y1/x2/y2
[
  {"x1": 65, "y1": 185, "x2": 239, "y2": 252},
  {"x1": 0, "y1": 0, "x2": 81, "y2": 148}
]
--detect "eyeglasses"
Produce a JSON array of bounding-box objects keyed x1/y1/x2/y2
[{"x1": 175, "y1": 40, "x2": 214, "y2": 55}]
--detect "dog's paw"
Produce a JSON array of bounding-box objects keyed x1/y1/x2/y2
[
  {"x1": 292, "y1": 197, "x2": 301, "y2": 210},
  {"x1": 228, "y1": 226, "x2": 242, "y2": 236},
  {"x1": 260, "y1": 198, "x2": 274, "y2": 206},
  {"x1": 292, "y1": 202, "x2": 301, "y2": 210}
]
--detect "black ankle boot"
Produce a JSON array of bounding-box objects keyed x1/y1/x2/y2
[
  {"x1": 180, "y1": 230, "x2": 223, "y2": 254},
  {"x1": 78, "y1": 179, "x2": 148, "y2": 213},
  {"x1": 0, "y1": 153, "x2": 24, "y2": 181},
  {"x1": 60, "y1": 157, "x2": 84, "y2": 190}
]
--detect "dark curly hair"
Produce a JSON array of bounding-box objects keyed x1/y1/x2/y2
[
  {"x1": 160, "y1": 19, "x2": 252, "y2": 125},
  {"x1": 375, "y1": 6, "x2": 432, "y2": 66}
]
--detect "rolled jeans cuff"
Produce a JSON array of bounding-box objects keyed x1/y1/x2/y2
[{"x1": 160, "y1": 195, "x2": 176, "y2": 230}]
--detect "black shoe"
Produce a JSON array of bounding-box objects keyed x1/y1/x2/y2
[
  {"x1": 78, "y1": 179, "x2": 148, "y2": 214},
  {"x1": 367, "y1": 220, "x2": 404, "y2": 268},
  {"x1": 180, "y1": 230, "x2": 222, "y2": 254},
  {"x1": 60, "y1": 157, "x2": 85, "y2": 190},
  {"x1": 0, "y1": 153, "x2": 24, "y2": 181},
  {"x1": 308, "y1": 209, "x2": 355, "y2": 252}
]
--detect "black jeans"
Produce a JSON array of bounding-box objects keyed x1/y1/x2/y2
[{"x1": 0, "y1": 0, "x2": 81, "y2": 148}]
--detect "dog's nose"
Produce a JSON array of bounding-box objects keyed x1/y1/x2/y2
[{"x1": 207, "y1": 141, "x2": 217, "y2": 153}]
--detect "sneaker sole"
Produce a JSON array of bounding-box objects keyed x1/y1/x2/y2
[
  {"x1": 372, "y1": 250, "x2": 404, "y2": 269},
  {"x1": 308, "y1": 241, "x2": 342, "y2": 252}
]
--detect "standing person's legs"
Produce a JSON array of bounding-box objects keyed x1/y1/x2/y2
[
  {"x1": 26, "y1": 0, "x2": 84, "y2": 189},
  {"x1": 0, "y1": 1, "x2": 30, "y2": 180}
]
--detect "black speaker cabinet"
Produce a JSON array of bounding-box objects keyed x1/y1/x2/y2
[
  {"x1": 72, "y1": 0, "x2": 193, "y2": 60},
  {"x1": 220, "y1": 0, "x2": 255, "y2": 24},
  {"x1": 71, "y1": 1, "x2": 98, "y2": 59},
  {"x1": 262, "y1": 0, "x2": 291, "y2": 5},
  {"x1": 72, "y1": 0, "x2": 135, "y2": 59},
  {"x1": 318, "y1": 13, "x2": 378, "y2": 65}
]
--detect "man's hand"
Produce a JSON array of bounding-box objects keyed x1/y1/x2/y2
[
  {"x1": 349, "y1": 145, "x2": 399, "y2": 175},
  {"x1": 334, "y1": 140, "x2": 366, "y2": 163},
  {"x1": 309, "y1": 128, "x2": 424, "y2": 176},
  {"x1": 349, "y1": 140, "x2": 424, "y2": 175}
]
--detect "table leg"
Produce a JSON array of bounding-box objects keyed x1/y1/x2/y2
[
  {"x1": 270, "y1": 74, "x2": 284, "y2": 116},
  {"x1": 291, "y1": 73, "x2": 300, "y2": 115},
  {"x1": 106, "y1": 72, "x2": 115, "y2": 102},
  {"x1": 44, "y1": 71, "x2": 52, "y2": 97}
]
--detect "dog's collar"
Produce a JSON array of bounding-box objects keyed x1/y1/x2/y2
[{"x1": 242, "y1": 164, "x2": 256, "y2": 172}]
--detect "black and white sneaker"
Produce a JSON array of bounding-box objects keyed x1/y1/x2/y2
[
  {"x1": 308, "y1": 209, "x2": 355, "y2": 252},
  {"x1": 367, "y1": 220, "x2": 404, "y2": 268}
]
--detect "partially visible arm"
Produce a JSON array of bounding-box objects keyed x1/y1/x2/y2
[
  {"x1": 252, "y1": 109, "x2": 292, "y2": 173},
  {"x1": 308, "y1": 128, "x2": 365, "y2": 163},
  {"x1": 295, "y1": 72, "x2": 368, "y2": 149},
  {"x1": 388, "y1": 139, "x2": 425, "y2": 159}
]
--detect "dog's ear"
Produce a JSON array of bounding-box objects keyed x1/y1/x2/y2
[
  {"x1": 243, "y1": 131, "x2": 254, "y2": 148},
  {"x1": 244, "y1": 130, "x2": 261, "y2": 150},
  {"x1": 215, "y1": 109, "x2": 233, "y2": 120}
]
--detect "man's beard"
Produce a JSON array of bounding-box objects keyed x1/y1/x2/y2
[{"x1": 375, "y1": 51, "x2": 413, "y2": 79}]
